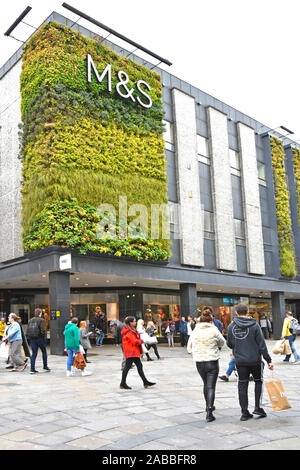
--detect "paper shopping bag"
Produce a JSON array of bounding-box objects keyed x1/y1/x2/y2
[
  {"x1": 265, "y1": 379, "x2": 291, "y2": 411},
  {"x1": 283, "y1": 340, "x2": 292, "y2": 355},
  {"x1": 272, "y1": 339, "x2": 285, "y2": 355}
]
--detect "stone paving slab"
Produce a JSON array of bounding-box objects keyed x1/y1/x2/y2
[{"x1": 0, "y1": 340, "x2": 300, "y2": 450}]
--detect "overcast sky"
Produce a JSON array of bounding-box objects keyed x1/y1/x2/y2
[{"x1": 1, "y1": 0, "x2": 299, "y2": 140}]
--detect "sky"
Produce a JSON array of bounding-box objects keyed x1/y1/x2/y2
[{"x1": 0, "y1": 0, "x2": 299, "y2": 140}]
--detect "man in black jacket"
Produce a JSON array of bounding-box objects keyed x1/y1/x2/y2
[
  {"x1": 27, "y1": 308, "x2": 50, "y2": 374},
  {"x1": 227, "y1": 303, "x2": 274, "y2": 421}
]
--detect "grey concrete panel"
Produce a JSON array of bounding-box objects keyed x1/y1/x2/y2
[
  {"x1": 207, "y1": 107, "x2": 237, "y2": 271},
  {"x1": 237, "y1": 122, "x2": 265, "y2": 275},
  {"x1": 172, "y1": 88, "x2": 204, "y2": 267}
]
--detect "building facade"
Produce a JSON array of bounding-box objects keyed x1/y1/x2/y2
[{"x1": 0, "y1": 11, "x2": 300, "y2": 353}]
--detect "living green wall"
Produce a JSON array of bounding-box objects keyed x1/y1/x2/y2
[
  {"x1": 20, "y1": 22, "x2": 170, "y2": 261},
  {"x1": 270, "y1": 136, "x2": 296, "y2": 277}
]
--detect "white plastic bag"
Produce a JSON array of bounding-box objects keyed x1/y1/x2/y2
[{"x1": 0, "y1": 342, "x2": 9, "y2": 359}]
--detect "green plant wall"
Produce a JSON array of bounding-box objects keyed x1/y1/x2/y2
[
  {"x1": 270, "y1": 136, "x2": 296, "y2": 277},
  {"x1": 20, "y1": 22, "x2": 170, "y2": 261},
  {"x1": 292, "y1": 147, "x2": 300, "y2": 228}
]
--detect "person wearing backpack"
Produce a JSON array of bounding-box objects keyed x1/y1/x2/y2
[
  {"x1": 281, "y1": 312, "x2": 300, "y2": 364},
  {"x1": 27, "y1": 308, "x2": 50, "y2": 374},
  {"x1": 165, "y1": 319, "x2": 176, "y2": 347}
]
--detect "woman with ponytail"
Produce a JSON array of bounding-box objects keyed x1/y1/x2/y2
[{"x1": 187, "y1": 309, "x2": 225, "y2": 422}]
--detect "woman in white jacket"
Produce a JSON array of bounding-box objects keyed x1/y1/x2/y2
[{"x1": 187, "y1": 309, "x2": 225, "y2": 422}]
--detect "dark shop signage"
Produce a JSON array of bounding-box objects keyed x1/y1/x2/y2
[{"x1": 86, "y1": 54, "x2": 153, "y2": 109}]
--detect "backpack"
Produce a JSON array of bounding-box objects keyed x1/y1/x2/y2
[
  {"x1": 169, "y1": 322, "x2": 176, "y2": 332},
  {"x1": 26, "y1": 320, "x2": 40, "y2": 339},
  {"x1": 290, "y1": 317, "x2": 300, "y2": 335}
]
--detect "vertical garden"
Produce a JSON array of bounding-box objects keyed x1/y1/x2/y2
[
  {"x1": 20, "y1": 21, "x2": 170, "y2": 261},
  {"x1": 270, "y1": 136, "x2": 296, "y2": 277}
]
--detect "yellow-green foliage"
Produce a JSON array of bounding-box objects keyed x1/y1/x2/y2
[
  {"x1": 292, "y1": 147, "x2": 300, "y2": 226},
  {"x1": 270, "y1": 136, "x2": 296, "y2": 277},
  {"x1": 20, "y1": 21, "x2": 170, "y2": 261}
]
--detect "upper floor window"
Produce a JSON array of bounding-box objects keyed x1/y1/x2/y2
[
  {"x1": 197, "y1": 135, "x2": 210, "y2": 165},
  {"x1": 257, "y1": 161, "x2": 266, "y2": 186},
  {"x1": 162, "y1": 120, "x2": 174, "y2": 151},
  {"x1": 229, "y1": 149, "x2": 240, "y2": 176},
  {"x1": 204, "y1": 210, "x2": 215, "y2": 239}
]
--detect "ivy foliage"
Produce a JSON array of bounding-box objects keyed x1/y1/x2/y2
[
  {"x1": 23, "y1": 199, "x2": 170, "y2": 261},
  {"x1": 20, "y1": 21, "x2": 170, "y2": 261},
  {"x1": 270, "y1": 136, "x2": 296, "y2": 277}
]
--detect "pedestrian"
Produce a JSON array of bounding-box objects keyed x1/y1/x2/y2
[
  {"x1": 146, "y1": 321, "x2": 161, "y2": 360},
  {"x1": 79, "y1": 321, "x2": 92, "y2": 363},
  {"x1": 91, "y1": 306, "x2": 106, "y2": 347},
  {"x1": 187, "y1": 315, "x2": 196, "y2": 342},
  {"x1": 227, "y1": 303, "x2": 274, "y2": 421},
  {"x1": 27, "y1": 308, "x2": 50, "y2": 374},
  {"x1": 115, "y1": 318, "x2": 127, "y2": 371},
  {"x1": 64, "y1": 317, "x2": 91, "y2": 377},
  {"x1": 259, "y1": 315, "x2": 269, "y2": 339},
  {"x1": 187, "y1": 309, "x2": 225, "y2": 422},
  {"x1": 165, "y1": 318, "x2": 176, "y2": 347},
  {"x1": 136, "y1": 319, "x2": 153, "y2": 361},
  {"x1": 281, "y1": 311, "x2": 300, "y2": 363},
  {"x1": 2, "y1": 313, "x2": 28, "y2": 372},
  {"x1": 179, "y1": 316, "x2": 188, "y2": 347},
  {"x1": 219, "y1": 355, "x2": 236, "y2": 382},
  {"x1": 212, "y1": 314, "x2": 223, "y2": 334},
  {"x1": 266, "y1": 317, "x2": 273, "y2": 339},
  {"x1": 120, "y1": 316, "x2": 156, "y2": 390},
  {"x1": 0, "y1": 317, "x2": 6, "y2": 342}
]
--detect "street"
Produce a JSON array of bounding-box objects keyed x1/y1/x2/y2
[{"x1": 0, "y1": 339, "x2": 300, "y2": 450}]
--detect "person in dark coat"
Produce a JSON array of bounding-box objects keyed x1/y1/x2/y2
[{"x1": 120, "y1": 316, "x2": 156, "y2": 390}]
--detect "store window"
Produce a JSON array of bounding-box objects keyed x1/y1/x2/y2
[
  {"x1": 143, "y1": 293, "x2": 180, "y2": 336},
  {"x1": 163, "y1": 120, "x2": 175, "y2": 151},
  {"x1": 197, "y1": 295, "x2": 242, "y2": 335}
]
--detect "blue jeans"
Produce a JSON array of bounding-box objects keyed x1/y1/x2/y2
[
  {"x1": 30, "y1": 338, "x2": 48, "y2": 371},
  {"x1": 284, "y1": 335, "x2": 300, "y2": 361},
  {"x1": 67, "y1": 349, "x2": 78, "y2": 371},
  {"x1": 226, "y1": 357, "x2": 236, "y2": 376},
  {"x1": 96, "y1": 331, "x2": 104, "y2": 346}
]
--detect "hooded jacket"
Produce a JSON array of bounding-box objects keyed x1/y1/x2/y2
[
  {"x1": 227, "y1": 316, "x2": 272, "y2": 366},
  {"x1": 187, "y1": 322, "x2": 225, "y2": 362},
  {"x1": 121, "y1": 325, "x2": 144, "y2": 359},
  {"x1": 64, "y1": 323, "x2": 80, "y2": 350}
]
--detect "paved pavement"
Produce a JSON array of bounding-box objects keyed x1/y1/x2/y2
[{"x1": 1, "y1": 339, "x2": 300, "y2": 450}]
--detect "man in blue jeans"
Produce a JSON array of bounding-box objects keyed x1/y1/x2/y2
[{"x1": 27, "y1": 308, "x2": 50, "y2": 374}]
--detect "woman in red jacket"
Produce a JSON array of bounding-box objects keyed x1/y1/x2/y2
[{"x1": 120, "y1": 316, "x2": 156, "y2": 390}]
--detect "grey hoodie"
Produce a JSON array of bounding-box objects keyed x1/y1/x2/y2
[{"x1": 227, "y1": 316, "x2": 272, "y2": 366}]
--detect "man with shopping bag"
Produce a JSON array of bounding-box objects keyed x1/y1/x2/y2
[{"x1": 227, "y1": 304, "x2": 274, "y2": 421}]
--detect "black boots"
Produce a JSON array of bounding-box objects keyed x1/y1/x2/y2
[
  {"x1": 120, "y1": 384, "x2": 132, "y2": 390},
  {"x1": 144, "y1": 381, "x2": 156, "y2": 389},
  {"x1": 206, "y1": 408, "x2": 216, "y2": 422}
]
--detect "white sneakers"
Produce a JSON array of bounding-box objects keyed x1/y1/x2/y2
[{"x1": 66, "y1": 369, "x2": 92, "y2": 376}]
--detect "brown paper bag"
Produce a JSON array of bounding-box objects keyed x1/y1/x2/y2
[
  {"x1": 265, "y1": 379, "x2": 291, "y2": 411},
  {"x1": 283, "y1": 339, "x2": 292, "y2": 355},
  {"x1": 272, "y1": 339, "x2": 285, "y2": 355}
]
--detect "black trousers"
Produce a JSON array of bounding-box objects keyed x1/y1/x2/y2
[
  {"x1": 196, "y1": 360, "x2": 219, "y2": 409},
  {"x1": 146, "y1": 343, "x2": 160, "y2": 358},
  {"x1": 121, "y1": 357, "x2": 148, "y2": 385},
  {"x1": 236, "y1": 363, "x2": 264, "y2": 412},
  {"x1": 180, "y1": 332, "x2": 188, "y2": 347}
]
